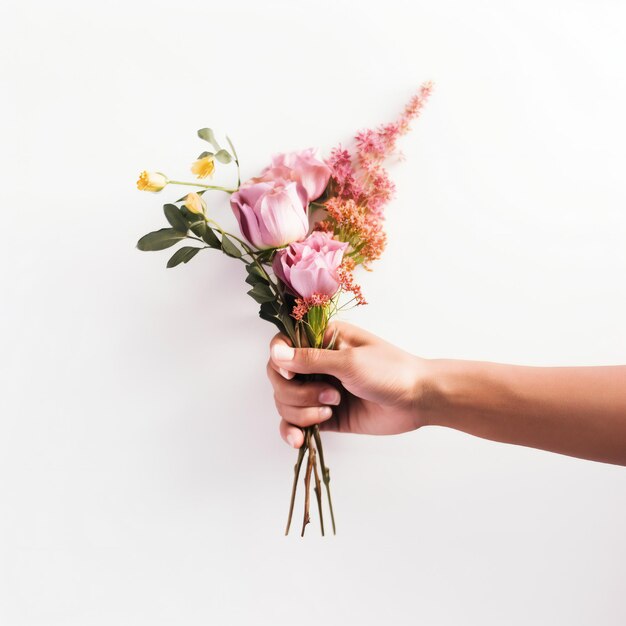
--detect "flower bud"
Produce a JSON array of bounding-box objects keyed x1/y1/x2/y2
[
  {"x1": 136, "y1": 171, "x2": 168, "y2": 192},
  {"x1": 191, "y1": 155, "x2": 215, "y2": 179},
  {"x1": 184, "y1": 192, "x2": 206, "y2": 215}
]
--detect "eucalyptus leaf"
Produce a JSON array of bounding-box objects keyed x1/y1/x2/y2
[
  {"x1": 247, "y1": 283, "x2": 275, "y2": 303},
  {"x1": 163, "y1": 204, "x2": 188, "y2": 233},
  {"x1": 185, "y1": 216, "x2": 207, "y2": 239},
  {"x1": 197, "y1": 128, "x2": 221, "y2": 152},
  {"x1": 246, "y1": 263, "x2": 269, "y2": 283},
  {"x1": 202, "y1": 226, "x2": 221, "y2": 248},
  {"x1": 221, "y1": 234, "x2": 242, "y2": 258},
  {"x1": 197, "y1": 150, "x2": 214, "y2": 159},
  {"x1": 255, "y1": 248, "x2": 276, "y2": 265},
  {"x1": 259, "y1": 311, "x2": 285, "y2": 333},
  {"x1": 280, "y1": 311, "x2": 296, "y2": 339},
  {"x1": 214, "y1": 149, "x2": 232, "y2": 164},
  {"x1": 166, "y1": 246, "x2": 202, "y2": 268},
  {"x1": 258, "y1": 301, "x2": 286, "y2": 333},
  {"x1": 137, "y1": 228, "x2": 187, "y2": 251},
  {"x1": 259, "y1": 300, "x2": 279, "y2": 316}
]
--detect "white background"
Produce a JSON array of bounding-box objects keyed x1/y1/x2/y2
[{"x1": 1, "y1": 1, "x2": 625, "y2": 624}]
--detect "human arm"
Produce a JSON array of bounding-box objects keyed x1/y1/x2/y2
[{"x1": 267, "y1": 321, "x2": 626, "y2": 466}]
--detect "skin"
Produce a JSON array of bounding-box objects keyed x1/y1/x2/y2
[{"x1": 267, "y1": 321, "x2": 626, "y2": 466}]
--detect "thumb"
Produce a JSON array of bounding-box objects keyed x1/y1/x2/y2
[{"x1": 270, "y1": 342, "x2": 348, "y2": 378}]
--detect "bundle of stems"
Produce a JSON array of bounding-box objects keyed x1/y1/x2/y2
[{"x1": 284, "y1": 325, "x2": 338, "y2": 537}]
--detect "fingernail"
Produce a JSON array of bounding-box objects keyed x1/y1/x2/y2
[
  {"x1": 286, "y1": 433, "x2": 297, "y2": 448},
  {"x1": 272, "y1": 344, "x2": 295, "y2": 362},
  {"x1": 319, "y1": 389, "x2": 341, "y2": 405},
  {"x1": 279, "y1": 367, "x2": 294, "y2": 380},
  {"x1": 319, "y1": 406, "x2": 333, "y2": 420}
]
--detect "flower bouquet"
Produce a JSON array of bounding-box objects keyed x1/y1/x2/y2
[{"x1": 136, "y1": 82, "x2": 433, "y2": 535}]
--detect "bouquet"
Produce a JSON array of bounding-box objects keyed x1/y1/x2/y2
[{"x1": 136, "y1": 82, "x2": 433, "y2": 535}]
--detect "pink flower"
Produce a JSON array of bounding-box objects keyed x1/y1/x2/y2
[
  {"x1": 258, "y1": 148, "x2": 331, "y2": 201},
  {"x1": 273, "y1": 231, "x2": 348, "y2": 299},
  {"x1": 230, "y1": 180, "x2": 309, "y2": 249}
]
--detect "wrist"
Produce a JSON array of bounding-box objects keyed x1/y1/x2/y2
[
  {"x1": 411, "y1": 357, "x2": 448, "y2": 428},
  {"x1": 412, "y1": 358, "x2": 470, "y2": 428}
]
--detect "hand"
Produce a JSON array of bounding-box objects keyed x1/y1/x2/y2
[{"x1": 266, "y1": 321, "x2": 432, "y2": 448}]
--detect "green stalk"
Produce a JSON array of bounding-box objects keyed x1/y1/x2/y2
[
  {"x1": 168, "y1": 180, "x2": 238, "y2": 194},
  {"x1": 284, "y1": 441, "x2": 307, "y2": 536}
]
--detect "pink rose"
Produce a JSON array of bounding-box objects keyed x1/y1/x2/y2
[
  {"x1": 258, "y1": 148, "x2": 331, "y2": 202},
  {"x1": 230, "y1": 180, "x2": 309, "y2": 249},
  {"x1": 273, "y1": 231, "x2": 348, "y2": 299}
]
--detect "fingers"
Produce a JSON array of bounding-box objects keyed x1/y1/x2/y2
[
  {"x1": 267, "y1": 362, "x2": 341, "y2": 446},
  {"x1": 268, "y1": 321, "x2": 370, "y2": 380},
  {"x1": 266, "y1": 364, "x2": 341, "y2": 407},
  {"x1": 279, "y1": 419, "x2": 305, "y2": 448},
  {"x1": 323, "y1": 320, "x2": 374, "y2": 349},
  {"x1": 270, "y1": 340, "x2": 350, "y2": 378},
  {"x1": 268, "y1": 334, "x2": 295, "y2": 380},
  {"x1": 275, "y1": 399, "x2": 334, "y2": 427},
  {"x1": 267, "y1": 325, "x2": 365, "y2": 447}
]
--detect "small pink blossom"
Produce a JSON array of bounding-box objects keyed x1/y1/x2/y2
[
  {"x1": 325, "y1": 81, "x2": 433, "y2": 221},
  {"x1": 257, "y1": 148, "x2": 331, "y2": 201},
  {"x1": 273, "y1": 231, "x2": 348, "y2": 300}
]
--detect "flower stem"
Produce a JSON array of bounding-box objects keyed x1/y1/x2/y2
[
  {"x1": 311, "y1": 434, "x2": 325, "y2": 536},
  {"x1": 313, "y1": 425, "x2": 336, "y2": 535},
  {"x1": 226, "y1": 135, "x2": 241, "y2": 188},
  {"x1": 168, "y1": 180, "x2": 238, "y2": 194},
  {"x1": 301, "y1": 428, "x2": 314, "y2": 537},
  {"x1": 285, "y1": 439, "x2": 307, "y2": 536}
]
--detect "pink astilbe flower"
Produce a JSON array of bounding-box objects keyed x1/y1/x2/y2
[
  {"x1": 316, "y1": 197, "x2": 386, "y2": 266},
  {"x1": 337, "y1": 258, "x2": 367, "y2": 306},
  {"x1": 317, "y1": 81, "x2": 433, "y2": 277},
  {"x1": 325, "y1": 81, "x2": 433, "y2": 221}
]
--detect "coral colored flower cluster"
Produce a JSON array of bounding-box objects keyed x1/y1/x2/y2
[
  {"x1": 337, "y1": 257, "x2": 367, "y2": 306},
  {"x1": 322, "y1": 80, "x2": 434, "y2": 232},
  {"x1": 292, "y1": 294, "x2": 332, "y2": 322},
  {"x1": 316, "y1": 197, "x2": 387, "y2": 266}
]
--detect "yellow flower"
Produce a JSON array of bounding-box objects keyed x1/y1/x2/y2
[
  {"x1": 184, "y1": 192, "x2": 206, "y2": 215},
  {"x1": 191, "y1": 155, "x2": 215, "y2": 179},
  {"x1": 136, "y1": 171, "x2": 168, "y2": 192}
]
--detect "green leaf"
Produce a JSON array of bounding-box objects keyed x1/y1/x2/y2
[
  {"x1": 197, "y1": 128, "x2": 221, "y2": 151},
  {"x1": 221, "y1": 234, "x2": 242, "y2": 258},
  {"x1": 202, "y1": 226, "x2": 221, "y2": 249},
  {"x1": 137, "y1": 228, "x2": 187, "y2": 251},
  {"x1": 247, "y1": 283, "x2": 275, "y2": 303},
  {"x1": 256, "y1": 248, "x2": 276, "y2": 264},
  {"x1": 166, "y1": 246, "x2": 202, "y2": 268},
  {"x1": 197, "y1": 150, "x2": 214, "y2": 159},
  {"x1": 214, "y1": 149, "x2": 232, "y2": 164},
  {"x1": 163, "y1": 204, "x2": 188, "y2": 233},
  {"x1": 280, "y1": 310, "x2": 296, "y2": 339},
  {"x1": 246, "y1": 263, "x2": 269, "y2": 284},
  {"x1": 182, "y1": 211, "x2": 208, "y2": 239},
  {"x1": 258, "y1": 301, "x2": 286, "y2": 333}
]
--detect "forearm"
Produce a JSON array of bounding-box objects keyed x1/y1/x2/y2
[{"x1": 424, "y1": 360, "x2": 626, "y2": 465}]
